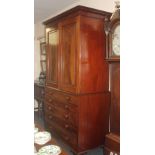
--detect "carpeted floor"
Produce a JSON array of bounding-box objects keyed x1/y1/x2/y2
[{"x1": 34, "y1": 112, "x2": 104, "y2": 155}]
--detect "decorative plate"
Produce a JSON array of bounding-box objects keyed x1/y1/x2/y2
[
  {"x1": 37, "y1": 145, "x2": 61, "y2": 155},
  {"x1": 34, "y1": 127, "x2": 39, "y2": 134},
  {"x1": 34, "y1": 146, "x2": 37, "y2": 153},
  {"x1": 34, "y1": 131, "x2": 51, "y2": 145}
]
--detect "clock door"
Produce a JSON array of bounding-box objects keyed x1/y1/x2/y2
[
  {"x1": 46, "y1": 26, "x2": 59, "y2": 87},
  {"x1": 59, "y1": 17, "x2": 79, "y2": 93},
  {"x1": 109, "y1": 63, "x2": 120, "y2": 134}
]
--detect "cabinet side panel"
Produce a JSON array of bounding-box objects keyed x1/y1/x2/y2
[
  {"x1": 79, "y1": 16, "x2": 109, "y2": 93},
  {"x1": 78, "y1": 93, "x2": 110, "y2": 151}
]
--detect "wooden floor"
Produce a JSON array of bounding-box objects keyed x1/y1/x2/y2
[{"x1": 34, "y1": 111, "x2": 104, "y2": 155}]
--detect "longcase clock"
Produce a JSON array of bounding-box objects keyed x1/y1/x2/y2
[{"x1": 104, "y1": 2, "x2": 120, "y2": 155}]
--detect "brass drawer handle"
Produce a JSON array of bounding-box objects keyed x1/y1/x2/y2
[
  {"x1": 65, "y1": 124, "x2": 69, "y2": 128},
  {"x1": 65, "y1": 96, "x2": 71, "y2": 101},
  {"x1": 48, "y1": 115, "x2": 53, "y2": 119},
  {"x1": 65, "y1": 105, "x2": 69, "y2": 109},
  {"x1": 49, "y1": 99, "x2": 53, "y2": 103},
  {"x1": 64, "y1": 114, "x2": 69, "y2": 119},
  {"x1": 48, "y1": 106, "x2": 52, "y2": 110}
]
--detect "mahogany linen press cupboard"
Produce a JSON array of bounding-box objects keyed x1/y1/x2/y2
[{"x1": 43, "y1": 6, "x2": 111, "y2": 155}]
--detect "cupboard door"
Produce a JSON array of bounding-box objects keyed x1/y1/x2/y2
[
  {"x1": 46, "y1": 27, "x2": 59, "y2": 87},
  {"x1": 59, "y1": 18, "x2": 79, "y2": 93}
]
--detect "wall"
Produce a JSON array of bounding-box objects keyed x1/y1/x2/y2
[
  {"x1": 43, "y1": 0, "x2": 117, "y2": 22},
  {"x1": 34, "y1": 0, "x2": 119, "y2": 79},
  {"x1": 79, "y1": 0, "x2": 116, "y2": 12}
]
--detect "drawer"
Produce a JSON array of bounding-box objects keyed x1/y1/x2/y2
[
  {"x1": 45, "y1": 110, "x2": 78, "y2": 132},
  {"x1": 44, "y1": 102, "x2": 55, "y2": 113},
  {"x1": 53, "y1": 93, "x2": 78, "y2": 106},
  {"x1": 45, "y1": 95, "x2": 78, "y2": 113},
  {"x1": 45, "y1": 121, "x2": 78, "y2": 148},
  {"x1": 45, "y1": 88, "x2": 78, "y2": 106},
  {"x1": 54, "y1": 101, "x2": 78, "y2": 113},
  {"x1": 44, "y1": 101, "x2": 78, "y2": 128},
  {"x1": 45, "y1": 94, "x2": 55, "y2": 104},
  {"x1": 60, "y1": 128, "x2": 78, "y2": 149},
  {"x1": 45, "y1": 87, "x2": 55, "y2": 96}
]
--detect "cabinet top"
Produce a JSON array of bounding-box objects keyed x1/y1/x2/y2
[{"x1": 43, "y1": 5, "x2": 111, "y2": 25}]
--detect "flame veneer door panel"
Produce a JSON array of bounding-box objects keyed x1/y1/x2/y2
[
  {"x1": 46, "y1": 26, "x2": 59, "y2": 88},
  {"x1": 59, "y1": 17, "x2": 79, "y2": 93}
]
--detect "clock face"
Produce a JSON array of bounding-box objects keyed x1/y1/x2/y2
[{"x1": 112, "y1": 25, "x2": 120, "y2": 56}]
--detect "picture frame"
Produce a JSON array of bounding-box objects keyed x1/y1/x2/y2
[
  {"x1": 40, "y1": 42, "x2": 46, "y2": 55},
  {"x1": 40, "y1": 60, "x2": 46, "y2": 72}
]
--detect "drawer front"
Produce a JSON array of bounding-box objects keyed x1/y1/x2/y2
[
  {"x1": 44, "y1": 102, "x2": 55, "y2": 113},
  {"x1": 45, "y1": 94, "x2": 78, "y2": 113},
  {"x1": 45, "y1": 87, "x2": 55, "y2": 96},
  {"x1": 45, "y1": 103, "x2": 78, "y2": 129},
  {"x1": 45, "y1": 118, "x2": 78, "y2": 148},
  {"x1": 44, "y1": 107, "x2": 78, "y2": 132},
  {"x1": 45, "y1": 90, "x2": 78, "y2": 126},
  {"x1": 45, "y1": 88, "x2": 78, "y2": 106}
]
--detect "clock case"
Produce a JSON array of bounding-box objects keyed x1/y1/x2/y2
[
  {"x1": 104, "y1": 8, "x2": 120, "y2": 61},
  {"x1": 103, "y1": 5, "x2": 120, "y2": 155}
]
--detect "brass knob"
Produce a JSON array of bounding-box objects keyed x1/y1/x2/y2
[
  {"x1": 65, "y1": 96, "x2": 71, "y2": 101},
  {"x1": 65, "y1": 124, "x2": 69, "y2": 128},
  {"x1": 65, "y1": 105, "x2": 69, "y2": 109},
  {"x1": 48, "y1": 106, "x2": 52, "y2": 110},
  {"x1": 65, "y1": 114, "x2": 69, "y2": 119},
  {"x1": 49, "y1": 99, "x2": 52, "y2": 103},
  {"x1": 49, "y1": 115, "x2": 53, "y2": 119}
]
